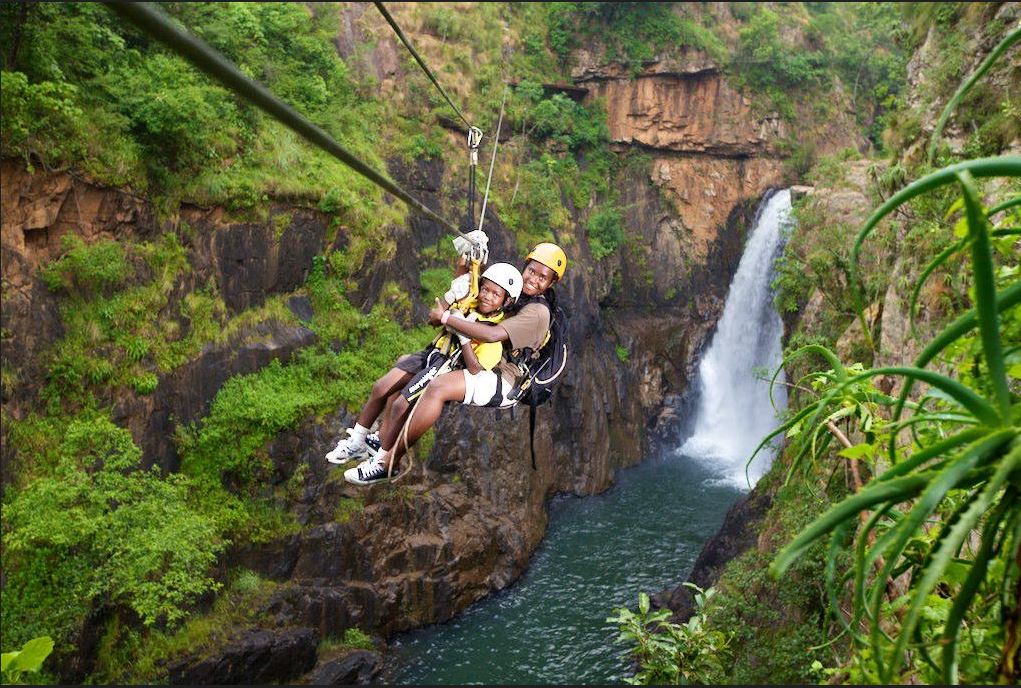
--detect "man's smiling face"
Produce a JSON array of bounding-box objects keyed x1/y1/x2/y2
[{"x1": 521, "y1": 260, "x2": 556, "y2": 296}]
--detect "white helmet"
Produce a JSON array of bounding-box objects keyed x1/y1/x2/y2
[{"x1": 481, "y1": 262, "x2": 523, "y2": 302}]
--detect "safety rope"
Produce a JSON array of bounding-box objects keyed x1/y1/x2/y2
[
  {"x1": 387, "y1": 397, "x2": 419, "y2": 483},
  {"x1": 103, "y1": 1, "x2": 476, "y2": 245},
  {"x1": 478, "y1": 86, "x2": 508, "y2": 232},
  {"x1": 372, "y1": 1, "x2": 474, "y2": 132}
]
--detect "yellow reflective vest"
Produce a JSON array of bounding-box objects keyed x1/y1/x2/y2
[{"x1": 434, "y1": 310, "x2": 505, "y2": 371}]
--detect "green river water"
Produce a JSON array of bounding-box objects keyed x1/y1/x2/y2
[{"x1": 385, "y1": 452, "x2": 744, "y2": 684}]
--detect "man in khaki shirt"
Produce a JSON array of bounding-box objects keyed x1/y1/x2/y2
[{"x1": 343, "y1": 242, "x2": 567, "y2": 485}]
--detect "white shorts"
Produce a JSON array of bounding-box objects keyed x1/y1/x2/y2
[{"x1": 462, "y1": 370, "x2": 516, "y2": 408}]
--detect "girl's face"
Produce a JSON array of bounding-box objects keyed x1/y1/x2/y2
[
  {"x1": 477, "y1": 278, "x2": 509, "y2": 314},
  {"x1": 521, "y1": 260, "x2": 556, "y2": 296}
]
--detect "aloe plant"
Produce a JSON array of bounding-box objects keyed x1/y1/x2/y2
[{"x1": 763, "y1": 156, "x2": 1020, "y2": 683}]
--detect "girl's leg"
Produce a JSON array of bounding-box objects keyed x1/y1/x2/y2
[{"x1": 356, "y1": 363, "x2": 414, "y2": 428}]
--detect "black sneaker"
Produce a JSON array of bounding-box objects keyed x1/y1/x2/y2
[
  {"x1": 366, "y1": 432, "x2": 381, "y2": 452},
  {"x1": 343, "y1": 453, "x2": 392, "y2": 485}
]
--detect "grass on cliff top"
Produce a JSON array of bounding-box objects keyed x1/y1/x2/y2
[
  {"x1": 0, "y1": 2, "x2": 399, "y2": 227},
  {"x1": 546, "y1": 3, "x2": 727, "y2": 72}
]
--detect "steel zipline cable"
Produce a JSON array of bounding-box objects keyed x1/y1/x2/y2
[
  {"x1": 103, "y1": 0, "x2": 474, "y2": 243},
  {"x1": 372, "y1": 1, "x2": 474, "y2": 132}
]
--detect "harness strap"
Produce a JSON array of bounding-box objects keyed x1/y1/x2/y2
[
  {"x1": 528, "y1": 396, "x2": 538, "y2": 471},
  {"x1": 484, "y1": 374, "x2": 505, "y2": 408}
]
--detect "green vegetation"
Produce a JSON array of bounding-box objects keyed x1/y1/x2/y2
[
  {"x1": 746, "y1": 30, "x2": 1021, "y2": 682},
  {"x1": 498, "y1": 82, "x2": 622, "y2": 257},
  {"x1": 40, "y1": 232, "x2": 203, "y2": 408},
  {"x1": 763, "y1": 160, "x2": 1020, "y2": 683},
  {"x1": 2, "y1": 414, "x2": 226, "y2": 652},
  {"x1": 734, "y1": 7, "x2": 827, "y2": 121},
  {"x1": 547, "y1": 3, "x2": 726, "y2": 73},
  {"x1": 608, "y1": 588, "x2": 733, "y2": 684},
  {"x1": 419, "y1": 266, "x2": 455, "y2": 303},
  {"x1": 40, "y1": 234, "x2": 133, "y2": 294},
  {"x1": 89, "y1": 569, "x2": 280, "y2": 684},
  {"x1": 1, "y1": 636, "x2": 55, "y2": 685},
  {"x1": 928, "y1": 24, "x2": 1021, "y2": 165},
  {"x1": 588, "y1": 206, "x2": 625, "y2": 260},
  {"x1": 320, "y1": 627, "x2": 376, "y2": 656},
  {"x1": 342, "y1": 627, "x2": 374, "y2": 650},
  {"x1": 334, "y1": 496, "x2": 365, "y2": 524},
  {"x1": 732, "y1": 3, "x2": 906, "y2": 141},
  {"x1": 0, "y1": 2, "x2": 391, "y2": 221}
]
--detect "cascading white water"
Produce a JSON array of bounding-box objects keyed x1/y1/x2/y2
[{"x1": 679, "y1": 189, "x2": 792, "y2": 489}]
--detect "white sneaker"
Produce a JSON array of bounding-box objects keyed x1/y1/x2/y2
[
  {"x1": 325, "y1": 428, "x2": 370, "y2": 464},
  {"x1": 344, "y1": 451, "x2": 393, "y2": 486}
]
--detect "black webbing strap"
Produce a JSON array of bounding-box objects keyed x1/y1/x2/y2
[
  {"x1": 528, "y1": 397, "x2": 538, "y2": 471},
  {"x1": 466, "y1": 160, "x2": 476, "y2": 233}
]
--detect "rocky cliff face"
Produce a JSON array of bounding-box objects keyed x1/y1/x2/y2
[{"x1": 575, "y1": 52, "x2": 786, "y2": 261}]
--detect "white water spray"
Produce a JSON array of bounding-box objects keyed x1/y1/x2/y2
[{"x1": 679, "y1": 189, "x2": 792, "y2": 489}]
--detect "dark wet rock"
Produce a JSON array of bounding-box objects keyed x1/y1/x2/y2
[
  {"x1": 0, "y1": 247, "x2": 63, "y2": 410},
  {"x1": 262, "y1": 584, "x2": 358, "y2": 639},
  {"x1": 345, "y1": 157, "x2": 448, "y2": 321},
  {"x1": 289, "y1": 294, "x2": 315, "y2": 322},
  {"x1": 231, "y1": 533, "x2": 303, "y2": 583},
  {"x1": 167, "y1": 627, "x2": 318, "y2": 685},
  {"x1": 306, "y1": 650, "x2": 382, "y2": 685},
  {"x1": 653, "y1": 482, "x2": 774, "y2": 622},
  {"x1": 205, "y1": 209, "x2": 325, "y2": 314}
]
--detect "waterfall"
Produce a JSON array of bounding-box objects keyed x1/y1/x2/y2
[{"x1": 679, "y1": 189, "x2": 792, "y2": 489}]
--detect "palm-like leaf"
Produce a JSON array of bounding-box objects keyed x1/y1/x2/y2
[{"x1": 766, "y1": 146, "x2": 1020, "y2": 682}]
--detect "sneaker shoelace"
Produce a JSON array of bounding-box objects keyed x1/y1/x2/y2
[{"x1": 360, "y1": 456, "x2": 387, "y2": 480}]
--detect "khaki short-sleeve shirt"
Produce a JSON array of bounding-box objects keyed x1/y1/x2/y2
[{"x1": 495, "y1": 302, "x2": 551, "y2": 384}]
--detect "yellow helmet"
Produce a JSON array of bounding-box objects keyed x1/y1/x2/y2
[{"x1": 526, "y1": 242, "x2": 567, "y2": 280}]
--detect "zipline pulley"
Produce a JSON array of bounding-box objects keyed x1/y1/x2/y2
[{"x1": 467, "y1": 126, "x2": 484, "y2": 166}]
